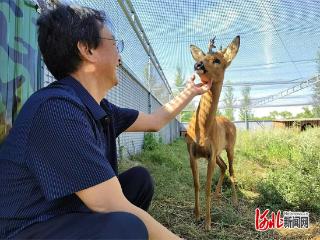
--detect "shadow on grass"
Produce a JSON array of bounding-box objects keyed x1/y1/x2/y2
[
  {"x1": 255, "y1": 180, "x2": 291, "y2": 211},
  {"x1": 256, "y1": 178, "x2": 320, "y2": 215}
]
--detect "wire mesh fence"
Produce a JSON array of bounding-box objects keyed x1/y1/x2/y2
[
  {"x1": 130, "y1": 0, "x2": 320, "y2": 113},
  {"x1": 63, "y1": 0, "x2": 172, "y2": 104}
]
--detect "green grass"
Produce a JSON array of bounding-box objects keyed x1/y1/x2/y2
[{"x1": 119, "y1": 129, "x2": 320, "y2": 239}]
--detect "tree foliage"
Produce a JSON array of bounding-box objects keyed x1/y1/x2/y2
[
  {"x1": 174, "y1": 67, "x2": 185, "y2": 90},
  {"x1": 143, "y1": 63, "x2": 169, "y2": 103},
  {"x1": 295, "y1": 107, "x2": 315, "y2": 119},
  {"x1": 252, "y1": 107, "x2": 316, "y2": 120},
  {"x1": 222, "y1": 80, "x2": 235, "y2": 120},
  {"x1": 239, "y1": 86, "x2": 253, "y2": 120},
  {"x1": 313, "y1": 50, "x2": 320, "y2": 117}
]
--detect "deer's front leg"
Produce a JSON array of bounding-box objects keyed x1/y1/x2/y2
[
  {"x1": 189, "y1": 155, "x2": 200, "y2": 221},
  {"x1": 205, "y1": 154, "x2": 217, "y2": 231}
]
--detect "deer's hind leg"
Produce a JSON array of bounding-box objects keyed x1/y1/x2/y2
[
  {"x1": 226, "y1": 148, "x2": 238, "y2": 207},
  {"x1": 188, "y1": 144, "x2": 201, "y2": 221},
  {"x1": 213, "y1": 156, "x2": 227, "y2": 204}
]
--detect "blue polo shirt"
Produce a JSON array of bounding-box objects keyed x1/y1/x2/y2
[{"x1": 0, "y1": 76, "x2": 139, "y2": 239}]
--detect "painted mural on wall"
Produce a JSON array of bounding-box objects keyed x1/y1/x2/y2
[{"x1": 0, "y1": 0, "x2": 42, "y2": 142}]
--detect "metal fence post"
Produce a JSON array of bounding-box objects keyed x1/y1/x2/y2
[{"x1": 245, "y1": 110, "x2": 249, "y2": 130}]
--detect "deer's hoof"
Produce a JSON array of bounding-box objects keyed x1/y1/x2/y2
[
  {"x1": 232, "y1": 198, "x2": 239, "y2": 208},
  {"x1": 204, "y1": 222, "x2": 211, "y2": 231},
  {"x1": 213, "y1": 193, "x2": 222, "y2": 200},
  {"x1": 194, "y1": 213, "x2": 200, "y2": 222}
]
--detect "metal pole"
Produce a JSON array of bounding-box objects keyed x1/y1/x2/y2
[
  {"x1": 245, "y1": 110, "x2": 249, "y2": 130},
  {"x1": 147, "y1": 45, "x2": 152, "y2": 114}
]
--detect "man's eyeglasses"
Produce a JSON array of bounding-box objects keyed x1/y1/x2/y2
[{"x1": 99, "y1": 37, "x2": 124, "y2": 53}]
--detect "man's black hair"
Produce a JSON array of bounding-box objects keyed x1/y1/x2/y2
[{"x1": 37, "y1": 4, "x2": 106, "y2": 80}]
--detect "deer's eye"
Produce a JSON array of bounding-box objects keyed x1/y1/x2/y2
[{"x1": 213, "y1": 59, "x2": 221, "y2": 64}]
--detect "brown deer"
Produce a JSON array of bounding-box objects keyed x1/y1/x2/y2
[{"x1": 185, "y1": 36, "x2": 240, "y2": 230}]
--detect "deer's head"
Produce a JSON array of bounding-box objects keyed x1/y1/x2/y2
[{"x1": 190, "y1": 36, "x2": 240, "y2": 86}]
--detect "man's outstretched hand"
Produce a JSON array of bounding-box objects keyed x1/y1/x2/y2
[{"x1": 184, "y1": 74, "x2": 212, "y2": 96}]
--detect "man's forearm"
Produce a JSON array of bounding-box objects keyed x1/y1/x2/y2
[
  {"x1": 153, "y1": 88, "x2": 196, "y2": 130},
  {"x1": 98, "y1": 194, "x2": 180, "y2": 240},
  {"x1": 77, "y1": 177, "x2": 180, "y2": 239},
  {"x1": 124, "y1": 201, "x2": 181, "y2": 240}
]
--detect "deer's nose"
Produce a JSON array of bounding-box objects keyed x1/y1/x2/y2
[{"x1": 194, "y1": 61, "x2": 206, "y2": 73}]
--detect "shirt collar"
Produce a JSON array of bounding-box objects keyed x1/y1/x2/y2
[{"x1": 58, "y1": 76, "x2": 109, "y2": 120}]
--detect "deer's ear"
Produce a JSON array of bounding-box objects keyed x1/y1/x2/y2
[
  {"x1": 223, "y1": 36, "x2": 240, "y2": 67},
  {"x1": 190, "y1": 45, "x2": 205, "y2": 62}
]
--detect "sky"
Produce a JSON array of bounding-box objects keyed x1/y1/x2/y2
[
  {"x1": 69, "y1": 0, "x2": 320, "y2": 120},
  {"x1": 129, "y1": 0, "x2": 320, "y2": 120}
]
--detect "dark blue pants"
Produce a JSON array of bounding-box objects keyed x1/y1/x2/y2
[
  {"x1": 14, "y1": 167, "x2": 154, "y2": 239},
  {"x1": 119, "y1": 166, "x2": 154, "y2": 211}
]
